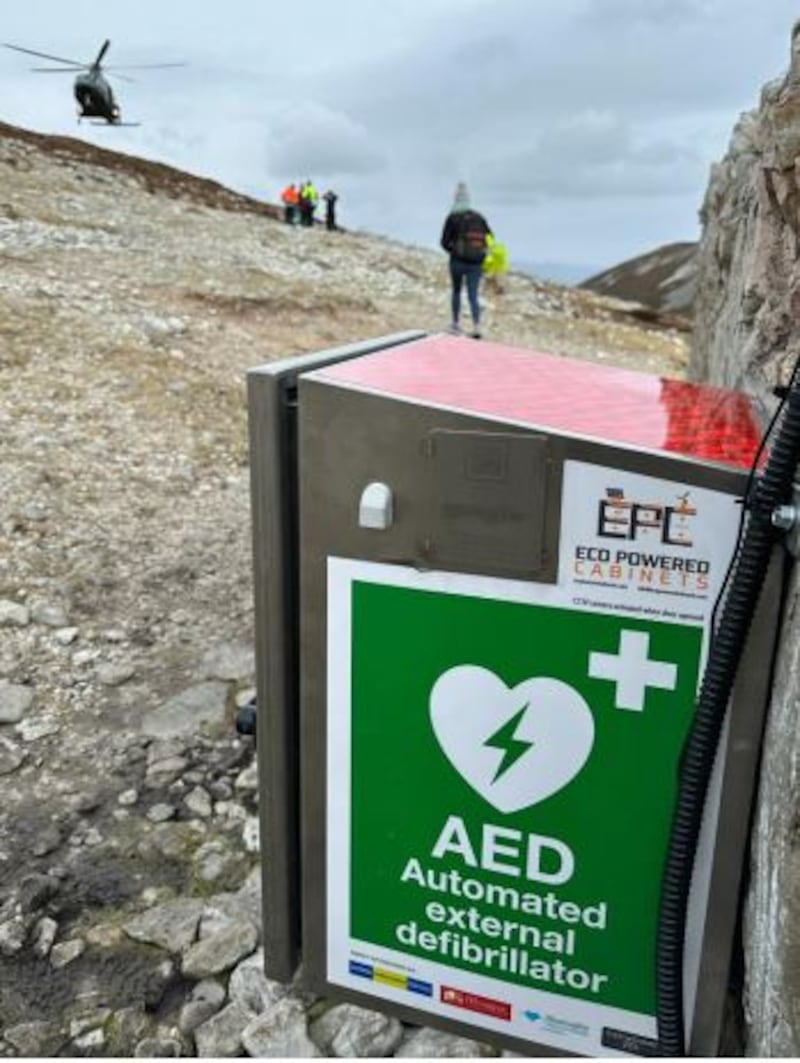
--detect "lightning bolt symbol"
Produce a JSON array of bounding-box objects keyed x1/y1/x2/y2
[{"x1": 484, "y1": 703, "x2": 533, "y2": 783}]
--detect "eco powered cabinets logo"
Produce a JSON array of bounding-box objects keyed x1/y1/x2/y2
[
  {"x1": 346, "y1": 577, "x2": 702, "y2": 1017},
  {"x1": 597, "y1": 487, "x2": 697, "y2": 547},
  {"x1": 573, "y1": 487, "x2": 711, "y2": 596}
]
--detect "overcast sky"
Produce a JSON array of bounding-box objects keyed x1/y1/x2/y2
[{"x1": 1, "y1": 0, "x2": 797, "y2": 273}]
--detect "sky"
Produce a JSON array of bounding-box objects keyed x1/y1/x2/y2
[{"x1": 0, "y1": 0, "x2": 798, "y2": 275}]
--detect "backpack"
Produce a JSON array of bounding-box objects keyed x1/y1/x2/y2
[{"x1": 453, "y1": 211, "x2": 488, "y2": 262}]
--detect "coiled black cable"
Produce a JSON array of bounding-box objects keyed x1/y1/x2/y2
[{"x1": 656, "y1": 376, "x2": 800, "y2": 1056}]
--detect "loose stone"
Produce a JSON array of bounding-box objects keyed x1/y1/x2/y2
[
  {"x1": 0, "y1": 735, "x2": 25, "y2": 775},
  {"x1": 228, "y1": 950, "x2": 287, "y2": 1015},
  {"x1": 50, "y1": 938, "x2": 86, "y2": 968},
  {"x1": 178, "y1": 979, "x2": 226, "y2": 1034},
  {"x1": 0, "y1": 680, "x2": 34, "y2": 723},
  {"x1": 147, "y1": 803, "x2": 177, "y2": 823},
  {"x1": 31, "y1": 601, "x2": 69, "y2": 627},
  {"x1": 124, "y1": 898, "x2": 204, "y2": 953},
  {"x1": 55, "y1": 626, "x2": 80, "y2": 645},
  {"x1": 0, "y1": 599, "x2": 30, "y2": 627},
  {"x1": 181, "y1": 918, "x2": 258, "y2": 978},
  {"x1": 185, "y1": 785, "x2": 213, "y2": 818},
  {"x1": 396, "y1": 1027, "x2": 497, "y2": 1057},
  {"x1": 32, "y1": 916, "x2": 58, "y2": 956},
  {"x1": 134, "y1": 1037, "x2": 182, "y2": 1058},
  {"x1": 242, "y1": 816, "x2": 260, "y2": 853},
  {"x1": 242, "y1": 996, "x2": 321, "y2": 1058},
  {"x1": 310, "y1": 1002, "x2": 404, "y2": 1058},
  {"x1": 193, "y1": 1003, "x2": 253, "y2": 1057}
]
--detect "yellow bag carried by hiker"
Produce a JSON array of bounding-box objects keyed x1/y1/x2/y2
[{"x1": 483, "y1": 232, "x2": 509, "y2": 278}]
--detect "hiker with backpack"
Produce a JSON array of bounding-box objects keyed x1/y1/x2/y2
[{"x1": 440, "y1": 181, "x2": 493, "y2": 338}]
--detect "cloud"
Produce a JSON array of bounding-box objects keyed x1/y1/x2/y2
[
  {"x1": 263, "y1": 102, "x2": 386, "y2": 179},
  {"x1": 580, "y1": 0, "x2": 710, "y2": 28},
  {"x1": 474, "y1": 111, "x2": 704, "y2": 202}
]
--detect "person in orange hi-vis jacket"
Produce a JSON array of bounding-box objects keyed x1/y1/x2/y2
[{"x1": 280, "y1": 182, "x2": 299, "y2": 225}]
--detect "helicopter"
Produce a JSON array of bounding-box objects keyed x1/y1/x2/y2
[{"x1": 3, "y1": 39, "x2": 184, "y2": 126}]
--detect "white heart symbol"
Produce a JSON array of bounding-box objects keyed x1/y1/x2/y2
[{"x1": 430, "y1": 666, "x2": 595, "y2": 813}]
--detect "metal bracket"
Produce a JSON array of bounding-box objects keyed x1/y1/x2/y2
[{"x1": 771, "y1": 481, "x2": 800, "y2": 558}]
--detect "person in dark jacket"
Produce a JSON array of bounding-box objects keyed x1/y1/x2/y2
[
  {"x1": 323, "y1": 189, "x2": 339, "y2": 231},
  {"x1": 440, "y1": 181, "x2": 492, "y2": 338}
]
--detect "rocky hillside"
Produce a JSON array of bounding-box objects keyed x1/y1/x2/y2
[
  {"x1": 0, "y1": 120, "x2": 689, "y2": 1057},
  {"x1": 581, "y1": 240, "x2": 697, "y2": 320},
  {"x1": 687, "y1": 20, "x2": 800, "y2": 1058}
]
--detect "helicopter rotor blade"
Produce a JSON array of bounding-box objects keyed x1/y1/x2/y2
[
  {"x1": 3, "y1": 41, "x2": 85, "y2": 67},
  {"x1": 92, "y1": 39, "x2": 111, "y2": 68},
  {"x1": 107, "y1": 72, "x2": 136, "y2": 84},
  {"x1": 29, "y1": 66, "x2": 86, "y2": 73},
  {"x1": 104, "y1": 62, "x2": 187, "y2": 71}
]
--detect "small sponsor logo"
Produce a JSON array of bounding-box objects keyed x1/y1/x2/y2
[
  {"x1": 347, "y1": 958, "x2": 432, "y2": 999},
  {"x1": 601, "y1": 1027, "x2": 660, "y2": 1056},
  {"x1": 374, "y1": 966, "x2": 407, "y2": 990},
  {"x1": 440, "y1": 985, "x2": 511, "y2": 1021},
  {"x1": 523, "y1": 1010, "x2": 590, "y2": 1038},
  {"x1": 407, "y1": 978, "x2": 433, "y2": 997}
]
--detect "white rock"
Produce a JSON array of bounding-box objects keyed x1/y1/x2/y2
[
  {"x1": 147, "y1": 803, "x2": 176, "y2": 823},
  {"x1": 30, "y1": 601, "x2": 69, "y2": 627},
  {"x1": 0, "y1": 600, "x2": 30, "y2": 627},
  {"x1": 96, "y1": 663, "x2": 135, "y2": 686},
  {"x1": 72, "y1": 648, "x2": 99, "y2": 667},
  {"x1": 73, "y1": 1028, "x2": 106, "y2": 1052},
  {"x1": 234, "y1": 762, "x2": 258, "y2": 792},
  {"x1": 0, "y1": 918, "x2": 26, "y2": 955},
  {"x1": 33, "y1": 916, "x2": 58, "y2": 957},
  {"x1": 228, "y1": 950, "x2": 287, "y2": 1015},
  {"x1": 178, "y1": 979, "x2": 226, "y2": 1034},
  {"x1": 124, "y1": 898, "x2": 204, "y2": 953},
  {"x1": 235, "y1": 687, "x2": 257, "y2": 708},
  {"x1": 194, "y1": 1002, "x2": 252, "y2": 1057},
  {"x1": 0, "y1": 680, "x2": 34, "y2": 723},
  {"x1": 0, "y1": 735, "x2": 25, "y2": 775},
  {"x1": 181, "y1": 918, "x2": 258, "y2": 978},
  {"x1": 242, "y1": 997, "x2": 321, "y2": 1058},
  {"x1": 396, "y1": 1027, "x2": 496, "y2": 1057},
  {"x1": 310, "y1": 1003, "x2": 404, "y2": 1057},
  {"x1": 50, "y1": 938, "x2": 85, "y2": 968},
  {"x1": 16, "y1": 717, "x2": 60, "y2": 742},
  {"x1": 242, "y1": 815, "x2": 260, "y2": 853},
  {"x1": 185, "y1": 786, "x2": 213, "y2": 818}
]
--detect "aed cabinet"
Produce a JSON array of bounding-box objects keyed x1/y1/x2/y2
[{"x1": 247, "y1": 331, "x2": 780, "y2": 1057}]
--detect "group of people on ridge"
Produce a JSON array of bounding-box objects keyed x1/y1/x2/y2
[
  {"x1": 440, "y1": 181, "x2": 507, "y2": 339},
  {"x1": 280, "y1": 177, "x2": 506, "y2": 338},
  {"x1": 280, "y1": 181, "x2": 338, "y2": 231}
]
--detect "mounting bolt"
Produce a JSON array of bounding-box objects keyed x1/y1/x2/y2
[{"x1": 771, "y1": 504, "x2": 798, "y2": 531}]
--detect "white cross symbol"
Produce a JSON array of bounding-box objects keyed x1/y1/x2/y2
[{"x1": 588, "y1": 629, "x2": 678, "y2": 711}]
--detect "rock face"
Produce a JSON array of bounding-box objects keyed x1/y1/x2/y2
[
  {"x1": 689, "y1": 19, "x2": 800, "y2": 1058},
  {"x1": 0, "y1": 113, "x2": 689, "y2": 1056}
]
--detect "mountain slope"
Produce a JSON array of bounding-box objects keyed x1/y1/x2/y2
[
  {"x1": 0, "y1": 119, "x2": 690, "y2": 1056},
  {"x1": 580, "y1": 240, "x2": 697, "y2": 319}
]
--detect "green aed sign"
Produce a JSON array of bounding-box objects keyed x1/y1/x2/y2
[{"x1": 325, "y1": 464, "x2": 741, "y2": 1056}]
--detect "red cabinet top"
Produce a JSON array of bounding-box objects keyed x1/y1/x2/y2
[{"x1": 315, "y1": 334, "x2": 762, "y2": 470}]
